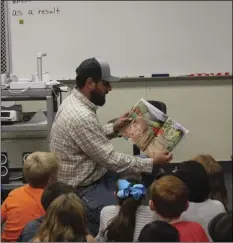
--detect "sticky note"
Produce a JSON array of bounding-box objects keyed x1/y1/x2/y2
[{"x1": 19, "y1": 19, "x2": 24, "y2": 24}]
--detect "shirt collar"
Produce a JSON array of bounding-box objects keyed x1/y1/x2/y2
[{"x1": 73, "y1": 88, "x2": 98, "y2": 112}]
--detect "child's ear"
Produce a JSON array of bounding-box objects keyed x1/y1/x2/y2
[
  {"x1": 149, "y1": 200, "x2": 155, "y2": 211},
  {"x1": 114, "y1": 191, "x2": 116, "y2": 197}
]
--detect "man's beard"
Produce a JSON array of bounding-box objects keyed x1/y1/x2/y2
[{"x1": 90, "y1": 89, "x2": 106, "y2": 106}]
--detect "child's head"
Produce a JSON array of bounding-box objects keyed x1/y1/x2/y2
[
  {"x1": 138, "y1": 220, "x2": 180, "y2": 242},
  {"x1": 41, "y1": 182, "x2": 76, "y2": 211},
  {"x1": 34, "y1": 193, "x2": 87, "y2": 242},
  {"x1": 104, "y1": 176, "x2": 146, "y2": 242},
  {"x1": 193, "y1": 154, "x2": 228, "y2": 209},
  {"x1": 171, "y1": 160, "x2": 210, "y2": 203},
  {"x1": 208, "y1": 211, "x2": 232, "y2": 242},
  {"x1": 149, "y1": 175, "x2": 189, "y2": 220},
  {"x1": 23, "y1": 152, "x2": 59, "y2": 188}
]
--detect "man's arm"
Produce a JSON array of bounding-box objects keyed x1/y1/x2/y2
[
  {"x1": 70, "y1": 115, "x2": 153, "y2": 174},
  {"x1": 102, "y1": 123, "x2": 118, "y2": 139},
  {"x1": 103, "y1": 114, "x2": 131, "y2": 139}
]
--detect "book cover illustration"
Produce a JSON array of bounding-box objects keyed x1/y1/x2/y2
[
  {"x1": 120, "y1": 99, "x2": 189, "y2": 157},
  {"x1": 120, "y1": 99, "x2": 168, "y2": 152},
  {"x1": 144, "y1": 118, "x2": 189, "y2": 158}
]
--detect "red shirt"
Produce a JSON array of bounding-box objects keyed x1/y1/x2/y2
[{"x1": 173, "y1": 221, "x2": 209, "y2": 242}]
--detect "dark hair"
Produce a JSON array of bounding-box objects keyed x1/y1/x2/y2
[
  {"x1": 41, "y1": 182, "x2": 76, "y2": 210},
  {"x1": 208, "y1": 211, "x2": 232, "y2": 242},
  {"x1": 193, "y1": 154, "x2": 228, "y2": 210},
  {"x1": 104, "y1": 176, "x2": 144, "y2": 242},
  {"x1": 174, "y1": 160, "x2": 210, "y2": 203},
  {"x1": 150, "y1": 175, "x2": 188, "y2": 219},
  {"x1": 75, "y1": 58, "x2": 101, "y2": 89},
  {"x1": 138, "y1": 220, "x2": 180, "y2": 242}
]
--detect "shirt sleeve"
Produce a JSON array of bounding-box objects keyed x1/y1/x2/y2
[
  {"x1": 218, "y1": 201, "x2": 227, "y2": 213},
  {"x1": 1, "y1": 198, "x2": 7, "y2": 223},
  {"x1": 95, "y1": 208, "x2": 106, "y2": 242},
  {"x1": 102, "y1": 123, "x2": 115, "y2": 136},
  {"x1": 70, "y1": 114, "x2": 153, "y2": 174},
  {"x1": 102, "y1": 123, "x2": 119, "y2": 140}
]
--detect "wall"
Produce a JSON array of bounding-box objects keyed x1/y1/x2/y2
[
  {"x1": 98, "y1": 77, "x2": 232, "y2": 162},
  {"x1": 1, "y1": 76, "x2": 232, "y2": 168}
]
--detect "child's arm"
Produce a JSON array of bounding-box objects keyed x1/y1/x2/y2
[
  {"x1": 1, "y1": 200, "x2": 7, "y2": 225},
  {"x1": 95, "y1": 208, "x2": 107, "y2": 241},
  {"x1": 1, "y1": 216, "x2": 6, "y2": 225}
]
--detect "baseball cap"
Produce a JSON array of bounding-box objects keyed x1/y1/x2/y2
[{"x1": 76, "y1": 57, "x2": 120, "y2": 82}]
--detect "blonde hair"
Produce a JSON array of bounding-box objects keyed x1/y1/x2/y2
[
  {"x1": 150, "y1": 175, "x2": 188, "y2": 219},
  {"x1": 33, "y1": 193, "x2": 87, "y2": 242},
  {"x1": 23, "y1": 152, "x2": 59, "y2": 188},
  {"x1": 193, "y1": 154, "x2": 228, "y2": 209}
]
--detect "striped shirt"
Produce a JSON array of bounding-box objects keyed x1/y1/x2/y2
[
  {"x1": 50, "y1": 89, "x2": 153, "y2": 187},
  {"x1": 96, "y1": 205, "x2": 158, "y2": 242}
]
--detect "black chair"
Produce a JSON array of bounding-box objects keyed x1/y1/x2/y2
[{"x1": 133, "y1": 100, "x2": 167, "y2": 156}]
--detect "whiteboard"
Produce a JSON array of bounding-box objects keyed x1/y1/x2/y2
[{"x1": 8, "y1": 1, "x2": 232, "y2": 80}]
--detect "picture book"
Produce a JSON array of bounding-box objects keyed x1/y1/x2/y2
[{"x1": 119, "y1": 99, "x2": 189, "y2": 158}]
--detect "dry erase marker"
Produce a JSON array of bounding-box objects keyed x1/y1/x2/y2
[{"x1": 152, "y1": 74, "x2": 169, "y2": 77}]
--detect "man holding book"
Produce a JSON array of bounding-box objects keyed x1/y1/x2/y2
[{"x1": 50, "y1": 57, "x2": 172, "y2": 236}]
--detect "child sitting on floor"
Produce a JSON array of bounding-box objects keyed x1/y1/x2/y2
[
  {"x1": 32, "y1": 193, "x2": 94, "y2": 242},
  {"x1": 96, "y1": 176, "x2": 157, "y2": 242},
  {"x1": 1, "y1": 152, "x2": 59, "y2": 242},
  {"x1": 193, "y1": 154, "x2": 229, "y2": 210},
  {"x1": 18, "y1": 182, "x2": 77, "y2": 242},
  {"x1": 149, "y1": 175, "x2": 209, "y2": 242},
  {"x1": 172, "y1": 160, "x2": 226, "y2": 231},
  {"x1": 208, "y1": 211, "x2": 232, "y2": 242}
]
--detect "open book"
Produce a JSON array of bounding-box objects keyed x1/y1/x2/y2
[{"x1": 119, "y1": 99, "x2": 189, "y2": 158}]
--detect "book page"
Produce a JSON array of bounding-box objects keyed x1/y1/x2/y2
[
  {"x1": 144, "y1": 118, "x2": 189, "y2": 157},
  {"x1": 128, "y1": 99, "x2": 168, "y2": 127},
  {"x1": 120, "y1": 99, "x2": 168, "y2": 151}
]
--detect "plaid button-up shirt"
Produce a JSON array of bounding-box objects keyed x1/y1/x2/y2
[{"x1": 50, "y1": 89, "x2": 153, "y2": 187}]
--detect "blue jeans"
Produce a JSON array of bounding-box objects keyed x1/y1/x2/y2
[{"x1": 76, "y1": 171, "x2": 118, "y2": 236}]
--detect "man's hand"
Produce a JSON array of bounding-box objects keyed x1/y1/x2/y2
[
  {"x1": 151, "y1": 151, "x2": 173, "y2": 165},
  {"x1": 113, "y1": 112, "x2": 132, "y2": 133}
]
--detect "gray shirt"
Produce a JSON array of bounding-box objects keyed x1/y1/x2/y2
[{"x1": 181, "y1": 199, "x2": 226, "y2": 232}]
